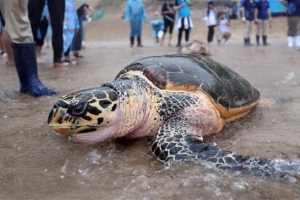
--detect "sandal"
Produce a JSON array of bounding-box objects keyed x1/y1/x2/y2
[{"x1": 62, "y1": 59, "x2": 76, "y2": 66}]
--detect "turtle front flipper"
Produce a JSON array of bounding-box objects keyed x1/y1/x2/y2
[{"x1": 151, "y1": 119, "x2": 300, "y2": 181}]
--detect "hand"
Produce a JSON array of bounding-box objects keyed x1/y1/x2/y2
[
  {"x1": 167, "y1": 4, "x2": 170, "y2": 10},
  {"x1": 269, "y1": 18, "x2": 273, "y2": 22},
  {"x1": 242, "y1": 17, "x2": 246, "y2": 23}
]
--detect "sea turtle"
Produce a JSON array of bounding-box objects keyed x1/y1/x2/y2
[
  {"x1": 178, "y1": 40, "x2": 211, "y2": 56},
  {"x1": 48, "y1": 54, "x2": 299, "y2": 180}
]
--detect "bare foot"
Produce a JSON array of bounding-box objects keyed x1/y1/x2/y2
[{"x1": 54, "y1": 63, "x2": 68, "y2": 70}]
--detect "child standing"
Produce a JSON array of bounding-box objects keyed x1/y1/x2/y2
[
  {"x1": 161, "y1": 0, "x2": 175, "y2": 46},
  {"x1": 174, "y1": 0, "x2": 193, "y2": 47},
  {"x1": 217, "y1": 12, "x2": 231, "y2": 45},
  {"x1": 206, "y1": 1, "x2": 216, "y2": 44}
]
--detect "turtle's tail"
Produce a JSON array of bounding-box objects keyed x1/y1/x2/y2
[{"x1": 189, "y1": 143, "x2": 299, "y2": 181}]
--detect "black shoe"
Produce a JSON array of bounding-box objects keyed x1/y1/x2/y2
[
  {"x1": 263, "y1": 35, "x2": 270, "y2": 46},
  {"x1": 244, "y1": 38, "x2": 247, "y2": 46},
  {"x1": 137, "y1": 37, "x2": 143, "y2": 47},
  {"x1": 11, "y1": 42, "x2": 56, "y2": 97},
  {"x1": 244, "y1": 38, "x2": 253, "y2": 46},
  {"x1": 130, "y1": 37, "x2": 134, "y2": 47},
  {"x1": 256, "y1": 35, "x2": 260, "y2": 45}
]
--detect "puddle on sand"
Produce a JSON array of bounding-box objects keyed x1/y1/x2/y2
[{"x1": 0, "y1": 41, "x2": 300, "y2": 199}]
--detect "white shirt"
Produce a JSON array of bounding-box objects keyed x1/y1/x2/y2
[
  {"x1": 218, "y1": 18, "x2": 229, "y2": 34},
  {"x1": 206, "y1": 9, "x2": 216, "y2": 26}
]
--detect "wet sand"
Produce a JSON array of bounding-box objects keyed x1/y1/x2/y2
[{"x1": 0, "y1": 7, "x2": 300, "y2": 199}]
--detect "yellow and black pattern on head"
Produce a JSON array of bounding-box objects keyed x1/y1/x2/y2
[{"x1": 48, "y1": 86, "x2": 120, "y2": 136}]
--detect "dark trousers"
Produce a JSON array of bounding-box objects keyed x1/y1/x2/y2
[
  {"x1": 28, "y1": 0, "x2": 65, "y2": 63},
  {"x1": 72, "y1": 15, "x2": 83, "y2": 51},
  {"x1": 177, "y1": 18, "x2": 190, "y2": 46},
  {"x1": 36, "y1": 16, "x2": 49, "y2": 46},
  {"x1": 207, "y1": 25, "x2": 215, "y2": 43}
]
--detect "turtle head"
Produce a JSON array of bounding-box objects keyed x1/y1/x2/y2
[{"x1": 48, "y1": 87, "x2": 121, "y2": 144}]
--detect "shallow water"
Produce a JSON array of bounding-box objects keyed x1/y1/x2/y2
[{"x1": 1, "y1": 40, "x2": 300, "y2": 199}]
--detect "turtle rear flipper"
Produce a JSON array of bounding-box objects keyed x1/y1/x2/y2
[{"x1": 151, "y1": 118, "x2": 300, "y2": 181}]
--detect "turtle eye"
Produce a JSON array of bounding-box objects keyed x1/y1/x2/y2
[{"x1": 67, "y1": 101, "x2": 89, "y2": 117}]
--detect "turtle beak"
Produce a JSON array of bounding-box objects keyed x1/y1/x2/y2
[
  {"x1": 48, "y1": 103, "x2": 73, "y2": 136},
  {"x1": 51, "y1": 127, "x2": 72, "y2": 136}
]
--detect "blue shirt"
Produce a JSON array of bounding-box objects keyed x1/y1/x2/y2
[
  {"x1": 175, "y1": 0, "x2": 191, "y2": 18},
  {"x1": 242, "y1": 0, "x2": 256, "y2": 21},
  {"x1": 286, "y1": 0, "x2": 300, "y2": 16},
  {"x1": 256, "y1": 0, "x2": 270, "y2": 19}
]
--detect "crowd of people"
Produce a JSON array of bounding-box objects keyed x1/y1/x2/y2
[
  {"x1": 126, "y1": 0, "x2": 300, "y2": 50},
  {"x1": 0, "y1": 0, "x2": 299, "y2": 98}
]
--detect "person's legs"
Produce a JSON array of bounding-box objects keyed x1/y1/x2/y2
[
  {"x1": 28, "y1": 0, "x2": 46, "y2": 43},
  {"x1": 224, "y1": 32, "x2": 231, "y2": 44},
  {"x1": 129, "y1": 20, "x2": 135, "y2": 47},
  {"x1": 0, "y1": 33, "x2": 2, "y2": 52},
  {"x1": 161, "y1": 20, "x2": 168, "y2": 46},
  {"x1": 72, "y1": 15, "x2": 84, "y2": 56},
  {"x1": 287, "y1": 16, "x2": 297, "y2": 47},
  {"x1": 207, "y1": 26, "x2": 214, "y2": 43},
  {"x1": 0, "y1": 0, "x2": 56, "y2": 97},
  {"x1": 295, "y1": 16, "x2": 300, "y2": 50},
  {"x1": 82, "y1": 20, "x2": 88, "y2": 48},
  {"x1": 0, "y1": 13, "x2": 3, "y2": 52},
  {"x1": 168, "y1": 22, "x2": 174, "y2": 46},
  {"x1": 168, "y1": 33, "x2": 173, "y2": 46},
  {"x1": 244, "y1": 20, "x2": 250, "y2": 45},
  {"x1": 217, "y1": 32, "x2": 222, "y2": 43},
  {"x1": 36, "y1": 16, "x2": 49, "y2": 59},
  {"x1": 177, "y1": 28, "x2": 183, "y2": 47},
  {"x1": 244, "y1": 20, "x2": 253, "y2": 46},
  {"x1": 47, "y1": 0, "x2": 65, "y2": 67},
  {"x1": 262, "y1": 20, "x2": 269, "y2": 45},
  {"x1": 130, "y1": 36, "x2": 134, "y2": 47},
  {"x1": 256, "y1": 19, "x2": 261, "y2": 45},
  {"x1": 2, "y1": 31, "x2": 14, "y2": 65},
  {"x1": 177, "y1": 18, "x2": 184, "y2": 47},
  {"x1": 248, "y1": 21, "x2": 253, "y2": 45},
  {"x1": 45, "y1": 25, "x2": 52, "y2": 48},
  {"x1": 137, "y1": 21, "x2": 143, "y2": 47},
  {"x1": 185, "y1": 28, "x2": 190, "y2": 42}
]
